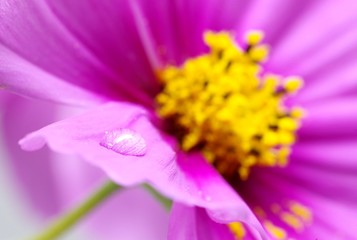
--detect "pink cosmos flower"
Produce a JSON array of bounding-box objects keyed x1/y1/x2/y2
[{"x1": 1, "y1": 0, "x2": 357, "y2": 239}]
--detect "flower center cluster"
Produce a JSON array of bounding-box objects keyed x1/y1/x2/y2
[{"x1": 156, "y1": 31, "x2": 304, "y2": 180}]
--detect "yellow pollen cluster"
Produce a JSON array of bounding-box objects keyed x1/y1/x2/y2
[
  {"x1": 228, "y1": 222, "x2": 246, "y2": 239},
  {"x1": 156, "y1": 31, "x2": 304, "y2": 180},
  {"x1": 254, "y1": 201, "x2": 313, "y2": 239}
]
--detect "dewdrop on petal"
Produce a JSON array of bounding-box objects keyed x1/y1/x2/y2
[{"x1": 100, "y1": 128, "x2": 147, "y2": 156}]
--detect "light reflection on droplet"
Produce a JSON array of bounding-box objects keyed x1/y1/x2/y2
[{"x1": 100, "y1": 128, "x2": 147, "y2": 156}]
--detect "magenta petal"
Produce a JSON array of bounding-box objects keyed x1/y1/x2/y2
[
  {"x1": 0, "y1": 0, "x2": 157, "y2": 103},
  {"x1": 173, "y1": 152, "x2": 267, "y2": 240},
  {"x1": 87, "y1": 187, "x2": 169, "y2": 240},
  {"x1": 19, "y1": 102, "x2": 157, "y2": 185},
  {"x1": 0, "y1": 92, "x2": 112, "y2": 218},
  {"x1": 299, "y1": 97, "x2": 357, "y2": 138},
  {"x1": 19, "y1": 102, "x2": 267, "y2": 239},
  {"x1": 238, "y1": 0, "x2": 315, "y2": 47},
  {"x1": 0, "y1": 45, "x2": 105, "y2": 106},
  {"x1": 0, "y1": 92, "x2": 61, "y2": 217},
  {"x1": 250, "y1": 168, "x2": 357, "y2": 239},
  {"x1": 293, "y1": 141, "x2": 357, "y2": 174},
  {"x1": 168, "y1": 203, "x2": 235, "y2": 240},
  {"x1": 138, "y1": 0, "x2": 250, "y2": 64},
  {"x1": 296, "y1": 60, "x2": 357, "y2": 103},
  {"x1": 267, "y1": 0, "x2": 357, "y2": 71},
  {"x1": 2, "y1": 93, "x2": 168, "y2": 239}
]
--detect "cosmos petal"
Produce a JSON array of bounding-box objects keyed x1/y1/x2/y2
[
  {"x1": 86, "y1": 187, "x2": 169, "y2": 240},
  {"x1": 299, "y1": 97, "x2": 357, "y2": 138},
  {"x1": 18, "y1": 102, "x2": 268, "y2": 239},
  {"x1": 18, "y1": 102, "x2": 155, "y2": 185},
  {"x1": 0, "y1": 45, "x2": 105, "y2": 106},
  {"x1": 138, "y1": 0, "x2": 250, "y2": 64},
  {"x1": 287, "y1": 141, "x2": 357, "y2": 204},
  {"x1": 0, "y1": 0, "x2": 157, "y2": 104},
  {"x1": 238, "y1": 1, "x2": 357, "y2": 104},
  {"x1": 264, "y1": 0, "x2": 357, "y2": 69},
  {"x1": 261, "y1": 0, "x2": 357, "y2": 103},
  {"x1": 237, "y1": 0, "x2": 316, "y2": 46},
  {"x1": 168, "y1": 203, "x2": 235, "y2": 240},
  {"x1": 0, "y1": 92, "x2": 61, "y2": 217},
  {"x1": 250, "y1": 168, "x2": 357, "y2": 239},
  {"x1": 293, "y1": 141, "x2": 357, "y2": 173}
]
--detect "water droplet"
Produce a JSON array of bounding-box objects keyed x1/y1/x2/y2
[{"x1": 100, "y1": 128, "x2": 147, "y2": 156}]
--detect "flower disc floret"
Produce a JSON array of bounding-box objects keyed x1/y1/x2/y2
[{"x1": 156, "y1": 31, "x2": 304, "y2": 180}]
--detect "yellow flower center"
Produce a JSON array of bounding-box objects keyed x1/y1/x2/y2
[{"x1": 155, "y1": 31, "x2": 304, "y2": 180}]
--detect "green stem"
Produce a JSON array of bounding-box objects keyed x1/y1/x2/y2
[{"x1": 31, "y1": 181, "x2": 120, "y2": 240}]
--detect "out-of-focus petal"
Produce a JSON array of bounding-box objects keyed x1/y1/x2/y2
[
  {"x1": 19, "y1": 102, "x2": 267, "y2": 239},
  {"x1": 246, "y1": 167, "x2": 357, "y2": 239},
  {"x1": 0, "y1": 0, "x2": 156, "y2": 104},
  {"x1": 237, "y1": 0, "x2": 316, "y2": 46},
  {"x1": 173, "y1": 153, "x2": 266, "y2": 240},
  {"x1": 267, "y1": 0, "x2": 357, "y2": 72},
  {"x1": 0, "y1": 92, "x2": 108, "y2": 217},
  {"x1": 0, "y1": 92, "x2": 61, "y2": 217},
  {"x1": 288, "y1": 142, "x2": 357, "y2": 204},
  {"x1": 87, "y1": 187, "x2": 169, "y2": 240},
  {"x1": 19, "y1": 102, "x2": 154, "y2": 185},
  {"x1": 299, "y1": 98, "x2": 357, "y2": 138},
  {"x1": 44, "y1": 0, "x2": 162, "y2": 98},
  {"x1": 0, "y1": 45, "x2": 106, "y2": 106},
  {"x1": 168, "y1": 203, "x2": 235, "y2": 240},
  {"x1": 293, "y1": 141, "x2": 357, "y2": 174},
  {"x1": 257, "y1": 0, "x2": 357, "y2": 103},
  {"x1": 240, "y1": 134, "x2": 357, "y2": 239},
  {"x1": 139, "y1": 0, "x2": 250, "y2": 64},
  {"x1": 1, "y1": 93, "x2": 168, "y2": 239}
]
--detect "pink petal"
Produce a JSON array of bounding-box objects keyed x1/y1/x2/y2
[
  {"x1": 19, "y1": 102, "x2": 267, "y2": 239},
  {"x1": 237, "y1": 1, "x2": 357, "y2": 105},
  {"x1": 138, "y1": 0, "x2": 250, "y2": 64},
  {"x1": 250, "y1": 168, "x2": 357, "y2": 239},
  {"x1": 87, "y1": 187, "x2": 169, "y2": 240},
  {"x1": 168, "y1": 203, "x2": 235, "y2": 240},
  {"x1": 242, "y1": 134, "x2": 357, "y2": 238},
  {"x1": 0, "y1": 92, "x2": 109, "y2": 223},
  {"x1": 0, "y1": 0, "x2": 156, "y2": 104},
  {"x1": 299, "y1": 97, "x2": 357, "y2": 138},
  {"x1": 287, "y1": 141, "x2": 357, "y2": 204},
  {"x1": 0, "y1": 92, "x2": 62, "y2": 217},
  {"x1": 173, "y1": 152, "x2": 266, "y2": 240},
  {"x1": 294, "y1": 56, "x2": 357, "y2": 104},
  {"x1": 237, "y1": 0, "x2": 316, "y2": 46},
  {"x1": 262, "y1": 1, "x2": 357, "y2": 103},
  {"x1": 293, "y1": 141, "x2": 357, "y2": 173},
  {"x1": 267, "y1": 0, "x2": 357, "y2": 67},
  {"x1": 0, "y1": 45, "x2": 105, "y2": 106}
]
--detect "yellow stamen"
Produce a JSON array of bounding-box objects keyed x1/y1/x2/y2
[
  {"x1": 229, "y1": 222, "x2": 246, "y2": 240},
  {"x1": 156, "y1": 31, "x2": 304, "y2": 180},
  {"x1": 245, "y1": 30, "x2": 264, "y2": 45},
  {"x1": 284, "y1": 77, "x2": 304, "y2": 93},
  {"x1": 289, "y1": 202, "x2": 313, "y2": 222},
  {"x1": 264, "y1": 221, "x2": 287, "y2": 239},
  {"x1": 281, "y1": 212, "x2": 304, "y2": 231}
]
